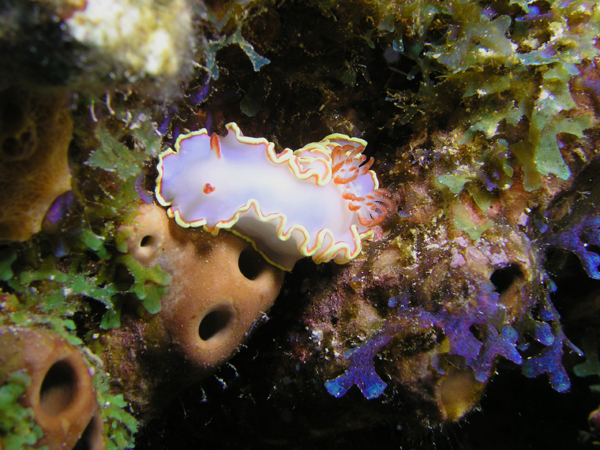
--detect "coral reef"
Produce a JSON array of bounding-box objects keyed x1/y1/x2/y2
[
  {"x1": 135, "y1": 0, "x2": 600, "y2": 446},
  {"x1": 315, "y1": 221, "x2": 575, "y2": 421},
  {"x1": 1, "y1": 0, "x2": 600, "y2": 448}
]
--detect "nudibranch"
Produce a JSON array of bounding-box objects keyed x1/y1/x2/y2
[{"x1": 155, "y1": 123, "x2": 393, "y2": 271}]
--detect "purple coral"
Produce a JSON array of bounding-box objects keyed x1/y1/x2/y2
[
  {"x1": 325, "y1": 331, "x2": 391, "y2": 400},
  {"x1": 42, "y1": 190, "x2": 74, "y2": 227},
  {"x1": 468, "y1": 325, "x2": 522, "y2": 382},
  {"x1": 325, "y1": 280, "x2": 576, "y2": 400},
  {"x1": 547, "y1": 215, "x2": 600, "y2": 279},
  {"x1": 325, "y1": 297, "x2": 437, "y2": 399},
  {"x1": 521, "y1": 299, "x2": 582, "y2": 392},
  {"x1": 424, "y1": 282, "x2": 523, "y2": 383}
]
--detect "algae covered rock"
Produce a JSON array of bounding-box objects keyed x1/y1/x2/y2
[{"x1": 1, "y1": 0, "x2": 600, "y2": 448}]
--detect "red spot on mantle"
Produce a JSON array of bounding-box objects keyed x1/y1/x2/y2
[{"x1": 203, "y1": 183, "x2": 216, "y2": 194}]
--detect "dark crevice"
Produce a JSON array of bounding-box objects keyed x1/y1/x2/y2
[
  {"x1": 490, "y1": 264, "x2": 523, "y2": 294},
  {"x1": 238, "y1": 246, "x2": 268, "y2": 280}
]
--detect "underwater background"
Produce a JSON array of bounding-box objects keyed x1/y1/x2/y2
[{"x1": 1, "y1": 0, "x2": 600, "y2": 449}]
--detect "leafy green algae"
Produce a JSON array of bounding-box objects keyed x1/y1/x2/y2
[
  {"x1": 383, "y1": 0, "x2": 600, "y2": 191},
  {"x1": 201, "y1": 3, "x2": 271, "y2": 80},
  {"x1": 0, "y1": 371, "x2": 45, "y2": 450},
  {"x1": 77, "y1": 95, "x2": 171, "y2": 326},
  {"x1": 361, "y1": 0, "x2": 599, "y2": 240},
  {"x1": 0, "y1": 249, "x2": 16, "y2": 281},
  {"x1": 574, "y1": 335, "x2": 600, "y2": 378}
]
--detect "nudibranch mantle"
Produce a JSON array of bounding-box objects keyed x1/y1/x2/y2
[{"x1": 155, "y1": 123, "x2": 393, "y2": 271}]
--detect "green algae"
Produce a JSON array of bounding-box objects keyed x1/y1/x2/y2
[
  {"x1": 116, "y1": 254, "x2": 171, "y2": 316},
  {"x1": 0, "y1": 249, "x2": 16, "y2": 281},
  {"x1": 82, "y1": 102, "x2": 161, "y2": 221},
  {"x1": 438, "y1": 173, "x2": 471, "y2": 194},
  {"x1": 381, "y1": 0, "x2": 600, "y2": 192},
  {"x1": 0, "y1": 371, "x2": 45, "y2": 450},
  {"x1": 452, "y1": 202, "x2": 494, "y2": 240},
  {"x1": 74, "y1": 95, "x2": 172, "y2": 325},
  {"x1": 202, "y1": 4, "x2": 271, "y2": 81},
  {"x1": 574, "y1": 335, "x2": 600, "y2": 378}
]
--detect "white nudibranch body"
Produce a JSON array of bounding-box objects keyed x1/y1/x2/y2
[{"x1": 155, "y1": 123, "x2": 393, "y2": 271}]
